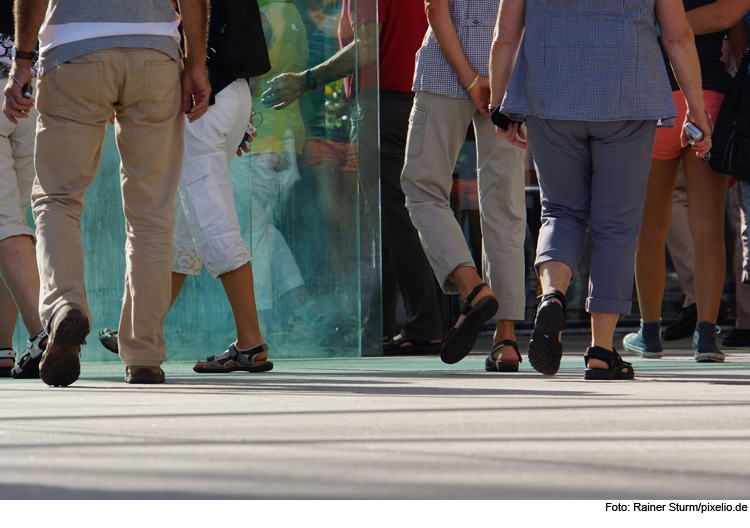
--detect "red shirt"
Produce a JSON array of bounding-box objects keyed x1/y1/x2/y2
[{"x1": 339, "y1": 0, "x2": 429, "y2": 98}]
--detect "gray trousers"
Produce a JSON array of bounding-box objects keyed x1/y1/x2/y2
[
  {"x1": 526, "y1": 117, "x2": 657, "y2": 315},
  {"x1": 401, "y1": 91, "x2": 526, "y2": 321}
]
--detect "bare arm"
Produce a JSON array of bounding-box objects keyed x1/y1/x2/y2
[
  {"x1": 656, "y1": 0, "x2": 712, "y2": 158},
  {"x1": 175, "y1": 0, "x2": 210, "y2": 121},
  {"x1": 2, "y1": 0, "x2": 47, "y2": 124},
  {"x1": 488, "y1": 0, "x2": 526, "y2": 147},
  {"x1": 427, "y1": 0, "x2": 490, "y2": 116},
  {"x1": 261, "y1": 21, "x2": 381, "y2": 110},
  {"x1": 686, "y1": 0, "x2": 750, "y2": 35},
  {"x1": 727, "y1": 20, "x2": 750, "y2": 67}
]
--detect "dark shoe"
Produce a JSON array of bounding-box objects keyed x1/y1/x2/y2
[
  {"x1": 485, "y1": 340, "x2": 522, "y2": 372},
  {"x1": 11, "y1": 330, "x2": 48, "y2": 379},
  {"x1": 383, "y1": 335, "x2": 441, "y2": 356},
  {"x1": 693, "y1": 321, "x2": 725, "y2": 363},
  {"x1": 440, "y1": 283, "x2": 498, "y2": 365},
  {"x1": 40, "y1": 304, "x2": 89, "y2": 387},
  {"x1": 0, "y1": 348, "x2": 15, "y2": 378},
  {"x1": 721, "y1": 327, "x2": 750, "y2": 347},
  {"x1": 622, "y1": 320, "x2": 663, "y2": 359},
  {"x1": 125, "y1": 366, "x2": 165, "y2": 384},
  {"x1": 584, "y1": 346, "x2": 635, "y2": 380},
  {"x1": 528, "y1": 289, "x2": 566, "y2": 375},
  {"x1": 662, "y1": 304, "x2": 697, "y2": 341}
]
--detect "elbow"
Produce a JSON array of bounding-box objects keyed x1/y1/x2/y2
[
  {"x1": 715, "y1": 13, "x2": 737, "y2": 31},
  {"x1": 662, "y1": 27, "x2": 694, "y2": 50}
]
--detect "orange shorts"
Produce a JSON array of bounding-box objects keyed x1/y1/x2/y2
[
  {"x1": 299, "y1": 137, "x2": 358, "y2": 172},
  {"x1": 652, "y1": 90, "x2": 724, "y2": 160}
]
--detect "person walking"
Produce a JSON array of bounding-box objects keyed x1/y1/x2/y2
[
  {"x1": 400, "y1": 0, "x2": 527, "y2": 371},
  {"x1": 490, "y1": 0, "x2": 711, "y2": 379},
  {"x1": 3, "y1": 0, "x2": 211, "y2": 386},
  {"x1": 0, "y1": 0, "x2": 46, "y2": 379}
]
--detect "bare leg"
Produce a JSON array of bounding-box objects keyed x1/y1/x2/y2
[
  {"x1": 684, "y1": 151, "x2": 729, "y2": 324},
  {"x1": 218, "y1": 263, "x2": 266, "y2": 360},
  {"x1": 171, "y1": 268, "x2": 265, "y2": 349},
  {"x1": 169, "y1": 272, "x2": 188, "y2": 307},
  {"x1": 0, "y1": 280, "x2": 18, "y2": 368},
  {"x1": 0, "y1": 235, "x2": 44, "y2": 369},
  {"x1": 491, "y1": 320, "x2": 517, "y2": 361},
  {"x1": 0, "y1": 235, "x2": 43, "y2": 336},
  {"x1": 634, "y1": 158, "x2": 681, "y2": 322},
  {"x1": 538, "y1": 260, "x2": 572, "y2": 297}
]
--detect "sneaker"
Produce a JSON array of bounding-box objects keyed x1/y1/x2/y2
[
  {"x1": 662, "y1": 304, "x2": 697, "y2": 341},
  {"x1": 40, "y1": 304, "x2": 89, "y2": 387},
  {"x1": 125, "y1": 365, "x2": 165, "y2": 384},
  {"x1": 11, "y1": 330, "x2": 48, "y2": 379},
  {"x1": 693, "y1": 321, "x2": 725, "y2": 363},
  {"x1": 623, "y1": 321, "x2": 663, "y2": 359},
  {"x1": 721, "y1": 327, "x2": 750, "y2": 347}
]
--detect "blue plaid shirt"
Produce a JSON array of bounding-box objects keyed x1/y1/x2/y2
[
  {"x1": 502, "y1": 0, "x2": 677, "y2": 123},
  {"x1": 412, "y1": 0, "x2": 499, "y2": 100}
]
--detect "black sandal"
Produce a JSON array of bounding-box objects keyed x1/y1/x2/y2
[
  {"x1": 528, "y1": 288, "x2": 566, "y2": 375},
  {"x1": 383, "y1": 335, "x2": 441, "y2": 356},
  {"x1": 441, "y1": 283, "x2": 498, "y2": 365},
  {"x1": 0, "y1": 348, "x2": 16, "y2": 377},
  {"x1": 584, "y1": 346, "x2": 635, "y2": 380},
  {"x1": 485, "y1": 340, "x2": 522, "y2": 372}
]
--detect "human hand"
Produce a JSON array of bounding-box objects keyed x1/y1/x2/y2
[
  {"x1": 495, "y1": 121, "x2": 528, "y2": 149},
  {"x1": 181, "y1": 61, "x2": 211, "y2": 122},
  {"x1": 236, "y1": 116, "x2": 258, "y2": 157},
  {"x1": 261, "y1": 73, "x2": 308, "y2": 110},
  {"x1": 683, "y1": 109, "x2": 713, "y2": 159},
  {"x1": 468, "y1": 76, "x2": 491, "y2": 118},
  {"x1": 2, "y1": 64, "x2": 34, "y2": 125}
]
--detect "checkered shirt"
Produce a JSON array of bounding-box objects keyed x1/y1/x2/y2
[
  {"x1": 501, "y1": 0, "x2": 676, "y2": 123},
  {"x1": 412, "y1": 0, "x2": 499, "y2": 100}
]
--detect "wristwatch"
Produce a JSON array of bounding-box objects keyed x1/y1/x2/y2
[
  {"x1": 304, "y1": 69, "x2": 318, "y2": 89},
  {"x1": 11, "y1": 46, "x2": 36, "y2": 61}
]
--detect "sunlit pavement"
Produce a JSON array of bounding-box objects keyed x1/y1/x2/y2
[{"x1": 1, "y1": 332, "x2": 749, "y2": 499}]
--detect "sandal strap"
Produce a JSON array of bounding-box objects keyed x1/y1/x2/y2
[
  {"x1": 232, "y1": 342, "x2": 269, "y2": 367},
  {"x1": 533, "y1": 288, "x2": 567, "y2": 324},
  {"x1": 490, "y1": 339, "x2": 522, "y2": 362},
  {"x1": 535, "y1": 288, "x2": 567, "y2": 313},
  {"x1": 460, "y1": 283, "x2": 490, "y2": 315},
  {"x1": 0, "y1": 348, "x2": 16, "y2": 359},
  {"x1": 584, "y1": 346, "x2": 632, "y2": 372}
]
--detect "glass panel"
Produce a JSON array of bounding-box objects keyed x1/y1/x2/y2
[{"x1": 15, "y1": 0, "x2": 382, "y2": 361}]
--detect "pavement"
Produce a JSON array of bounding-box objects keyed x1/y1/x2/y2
[{"x1": 1, "y1": 331, "x2": 749, "y2": 500}]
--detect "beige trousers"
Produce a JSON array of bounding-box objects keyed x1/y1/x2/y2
[
  {"x1": 401, "y1": 91, "x2": 526, "y2": 321},
  {"x1": 32, "y1": 48, "x2": 184, "y2": 367}
]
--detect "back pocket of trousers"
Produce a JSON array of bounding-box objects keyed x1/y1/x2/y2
[
  {"x1": 50, "y1": 62, "x2": 104, "y2": 122},
  {"x1": 139, "y1": 59, "x2": 181, "y2": 121}
]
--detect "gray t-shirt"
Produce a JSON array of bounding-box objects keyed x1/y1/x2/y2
[{"x1": 37, "y1": 0, "x2": 182, "y2": 75}]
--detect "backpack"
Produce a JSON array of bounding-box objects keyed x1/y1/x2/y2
[
  {"x1": 709, "y1": 47, "x2": 750, "y2": 182},
  {"x1": 210, "y1": 0, "x2": 271, "y2": 79}
]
